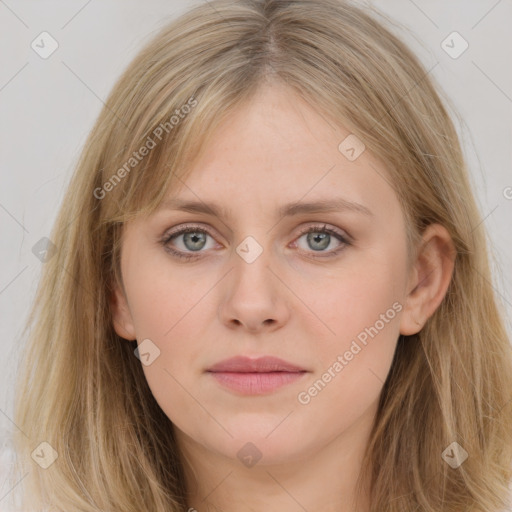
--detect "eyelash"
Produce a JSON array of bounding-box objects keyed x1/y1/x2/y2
[{"x1": 160, "y1": 223, "x2": 351, "y2": 261}]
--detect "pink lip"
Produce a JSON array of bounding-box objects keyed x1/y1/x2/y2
[
  {"x1": 206, "y1": 356, "x2": 308, "y2": 395},
  {"x1": 207, "y1": 356, "x2": 306, "y2": 373}
]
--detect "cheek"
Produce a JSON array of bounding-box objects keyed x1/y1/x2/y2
[
  {"x1": 295, "y1": 286, "x2": 403, "y2": 433},
  {"x1": 123, "y1": 246, "x2": 209, "y2": 338},
  {"x1": 294, "y1": 240, "x2": 408, "y2": 347},
  {"x1": 292, "y1": 243, "x2": 407, "y2": 411},
  {"x1": 121, "y1": 256, "x2": 216, "y2": 423}
]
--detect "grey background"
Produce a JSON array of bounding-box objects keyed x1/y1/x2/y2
[{"x1": 1, "y1": 0, "x2": 511, "y2": 503}]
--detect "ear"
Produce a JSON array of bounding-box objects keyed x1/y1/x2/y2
[
  {"x1": 110, "y1": 281, "x2": 137, "y2": 341},
  {"x1": 400, "y1": 223, "x2": 456, "y2": 336}
]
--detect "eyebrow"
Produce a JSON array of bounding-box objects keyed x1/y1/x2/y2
[{"x1": 157, "y1": 197, "x2": 374, "y2": 219}]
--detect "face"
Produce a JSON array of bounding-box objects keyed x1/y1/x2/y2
[{"x1": 111, "y1": 83, "x2": 418, "y2": 469}]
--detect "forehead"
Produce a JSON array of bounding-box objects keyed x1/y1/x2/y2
[{"x1": 158, "y1": 84, "x2": 398, "y2": 222}]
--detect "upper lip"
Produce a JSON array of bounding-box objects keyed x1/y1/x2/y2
[{"x1": 207, "y1": 356, "x2": 307, "y2": 373}]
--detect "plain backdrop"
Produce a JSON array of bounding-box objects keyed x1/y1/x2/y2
[{"x1": 1, "y1": 0, "x2": 511, "y2": 496}]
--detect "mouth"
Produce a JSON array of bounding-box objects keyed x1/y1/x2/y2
[{"x1": 206, "y1": 356, "x2": 308, "y2": 395}]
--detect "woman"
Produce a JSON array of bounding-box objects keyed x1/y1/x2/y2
[{"x1": 12, "y1": 0, "x2": 512, "y2": 510}]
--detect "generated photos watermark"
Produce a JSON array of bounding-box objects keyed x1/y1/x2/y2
[
  {"x1": 93, "y1": 96, "x2": 198, "y2": 200},
  {"x1": 297, "y1": 301, "x2": 403, "y2": 405}
]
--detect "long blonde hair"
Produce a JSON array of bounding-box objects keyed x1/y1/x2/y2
[{"x1": 13, "y1": 0, "x2": 512, "y2": 510}]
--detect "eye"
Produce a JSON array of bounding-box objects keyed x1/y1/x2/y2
[
  {"x1": 160, "y1": 223, "x2": 351, "y2": 261},
  {"x1": 160, "y1": 224, "x2": 219, "y2": 260},
  {"x1": 292, "y1": 224, "x2": 350, "y2": 258}
]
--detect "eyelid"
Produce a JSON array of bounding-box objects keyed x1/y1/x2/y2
[
  {"x1": 161, "y1": 222, "x2": 221, "y2": 240},
  {"x1": 161, "y1": 221, "x2": 350, "y2": 241},
  {"x1": 160, "y1": 222, "x2": 351, "y2": 259},
  {"x1": 294, "y1": 223, "x2": 352, "y2": 243},
  {"x1": 160, "y1": 223, "x2": 223, "y2": 252}
]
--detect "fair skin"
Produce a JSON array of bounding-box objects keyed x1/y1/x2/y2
[{"x1": 111, "y1": 83, "x2": 455, "y2": 512}]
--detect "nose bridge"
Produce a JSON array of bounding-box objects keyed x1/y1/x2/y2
[
  {"x1": 231, "y1": 233, "x2": 274, "y2": 295},
  {"x1": 235, "y1": 234, "x2": 267, "y2": 267}
]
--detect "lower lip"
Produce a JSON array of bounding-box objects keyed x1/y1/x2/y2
[{"x1": 208, "y1": 371, "x2": 307, "y2": 395}]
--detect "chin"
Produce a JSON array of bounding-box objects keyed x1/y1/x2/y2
[{"x1": 209, "y1": 428, "x2": 313, "y2": 468}]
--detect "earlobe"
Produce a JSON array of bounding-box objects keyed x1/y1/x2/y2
[
  {"x1": 110, "y1": 283, "x2": 137, "y2": 341},
  {"x1": 399, "y1": 224, "x2": 456, "y2": 336}
]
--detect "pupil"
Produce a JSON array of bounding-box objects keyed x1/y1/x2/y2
[
  {"x1": 307, "y1": 232, "x2": 329, "y2": 251},
  {"x1": 184, "y1": 232, "x2": 206, "y2": 251}
]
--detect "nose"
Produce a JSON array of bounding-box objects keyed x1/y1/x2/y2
[{"x1": 218, "y1": 244, "x2": 291, "y2": 333}]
